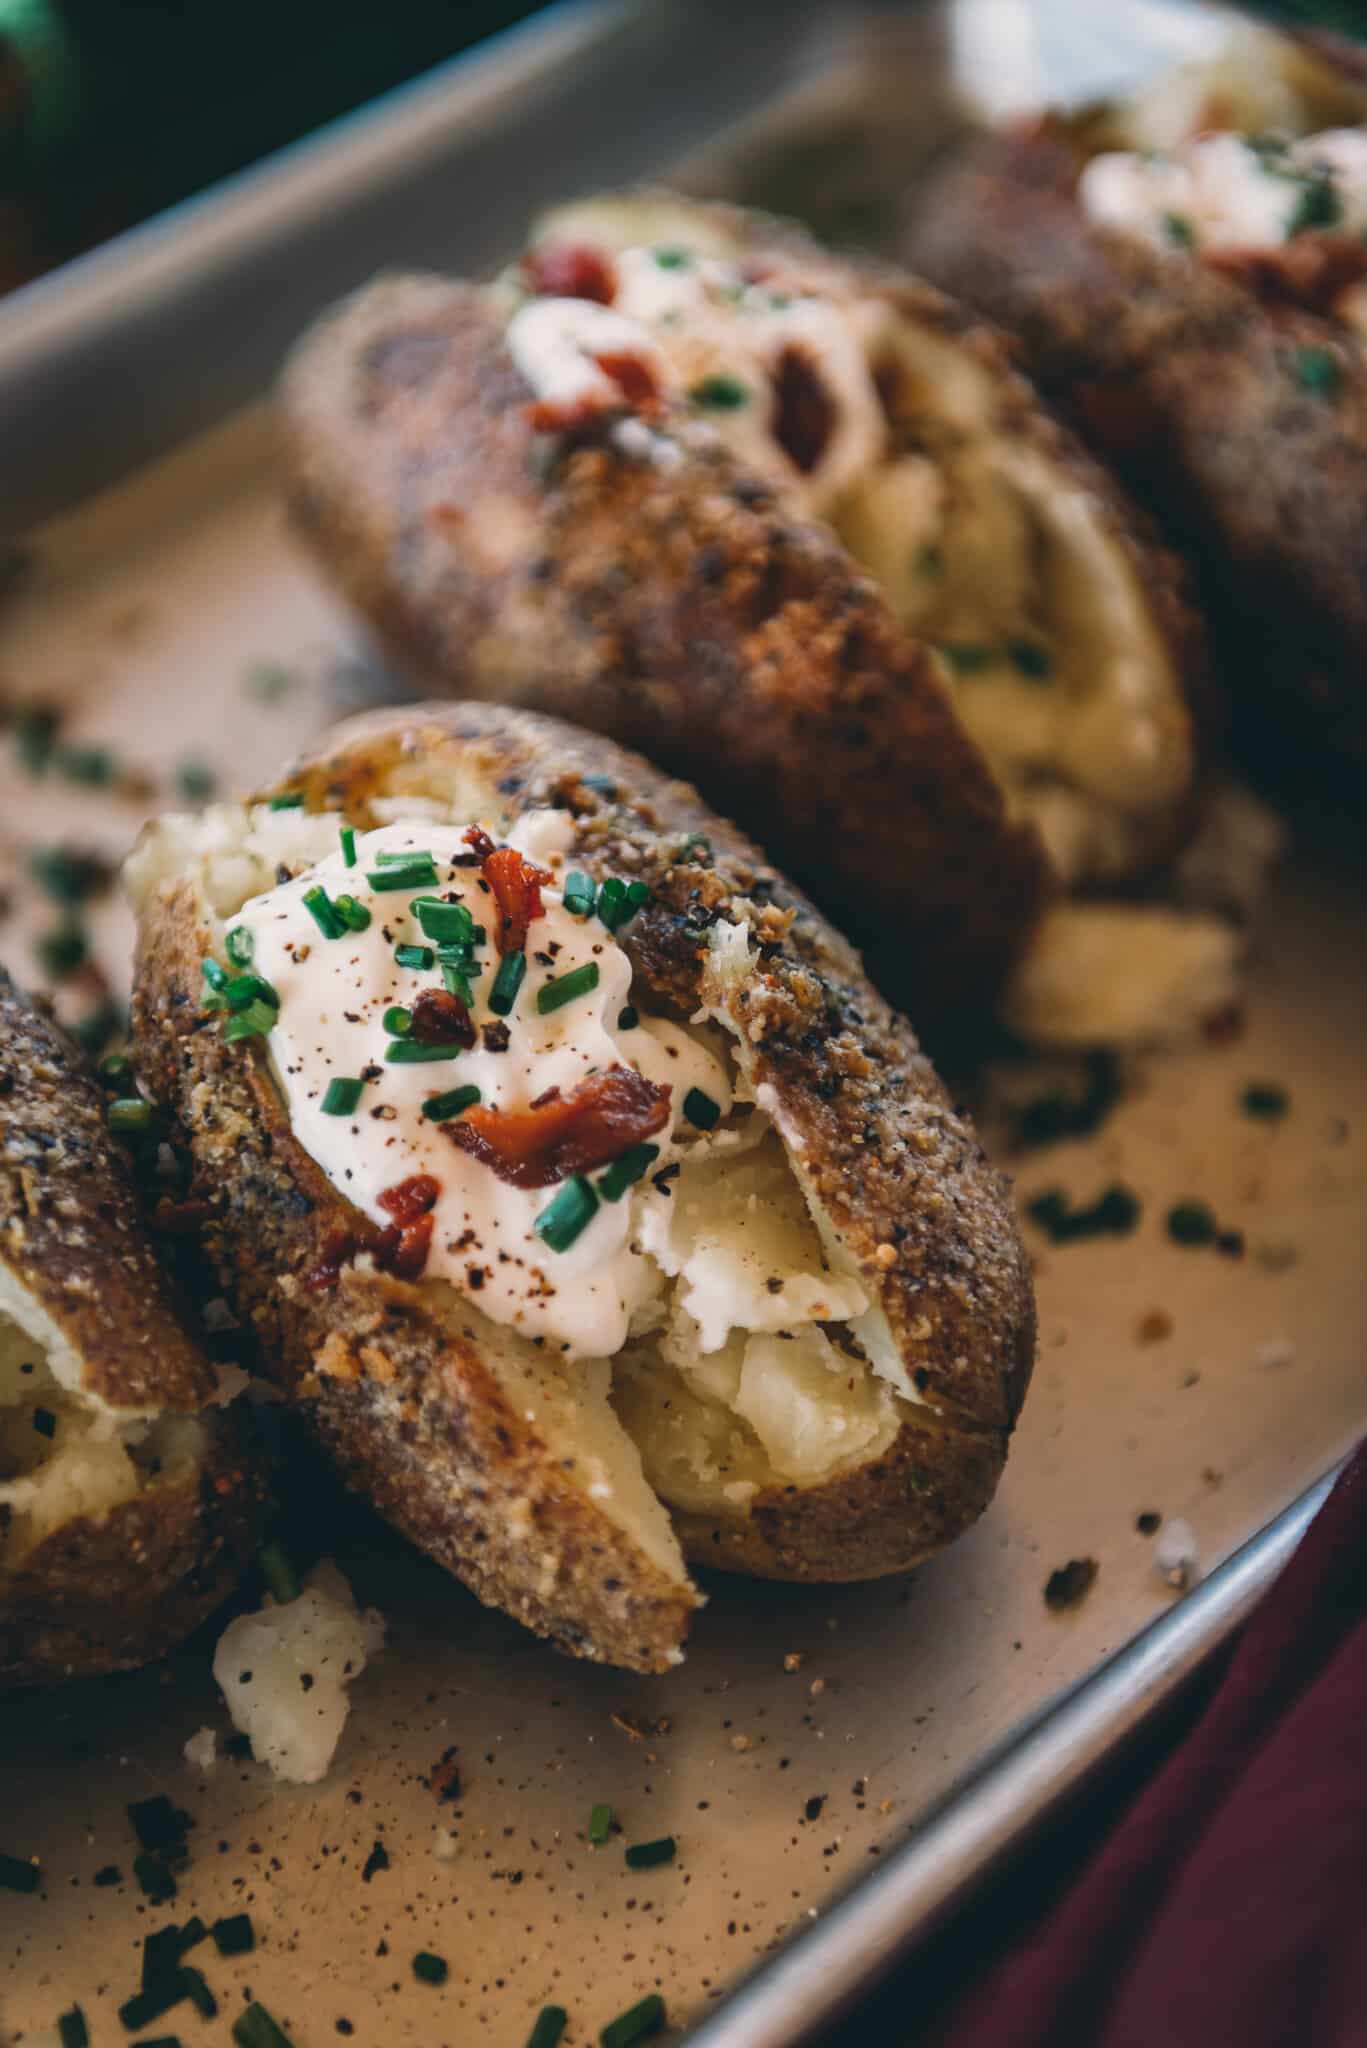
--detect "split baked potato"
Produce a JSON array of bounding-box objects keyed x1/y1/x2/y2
[
  {"x1": 904, "y1": 26, "x2": 1367, "y2": 768},
  {"x1": 0, "y1": 972, "x2": 262, "y2": 1685},
  {"x1": 280, "y1": 194, "x2": 1218, "y2": 1046},
  {"x1": 127, "y1": 702, "x2": 1035, "y2": 1674}
]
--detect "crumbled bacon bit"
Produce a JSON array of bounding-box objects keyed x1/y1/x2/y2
[
  {"x1": 1204, "y1": 234, "x2": 1367, "y2": 317},
  {"x1": 377, "y1": 1175, "x2": 441, "y2": 1226},
  {"x1": 771, "y1": 345, "x2": 835, "y2": 474},
  {"x1": 410, "y1": 987, "x2": 475, "y2": 1048},
  {"x1": 524, "y1": 240, "x2": 617, "y2": 305},
  {"x1": 462, "y1": 831, "x2": 552, "y2": 955},
  {"x1": 591, "y1": 349, "x2": 659, "y2": 409},
  {"x1": 305, "y1": 1223, "x2": 366, "y2": 1293},
  {"x1": 446, "y1": 1066, "x2": 670, "y2": 1189},
  {"x1": 463, "y1": 825, "x2": 496, "y2": 862}
]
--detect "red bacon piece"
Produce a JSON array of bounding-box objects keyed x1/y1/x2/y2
[
  {"x1": 410, "y1": 987, "x2": 475, "y2": 1049},
  {"x1": 463, "y1": 827, "x2": 552, "y2": 954},
  {"x1": 524, "y1": 240, "x2": 617, "y2": 305},
  {"x1": 446, "y1": 1066, "x2": 671, "y2": 1189}
]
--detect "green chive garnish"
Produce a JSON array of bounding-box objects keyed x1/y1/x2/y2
[
  {"x1": 624, "y1": 1836, "x2": 675, "y2": 1870},
  {"x1": 202, "y1": 956, "x2": 229, "y2": 992},
  {"x1": 180, "y1": 1965, "x2": 217, "y2": 2019},
  {"x1": 386, "y1": 1040, "x2": 463, "y2": 1064},
  {"x1": 601, "y1": 1993, "x2": 666, "y2": 2047},
  {"x1": 267, "y1": 792, "x2": 303, "y2": 810},
  {"x1": 56, "y1": 2009, "x2": 88, "y2": 2048},
  {"x1": 1009, "y1": 640, "x2": 1053, "y2": 680},
  {"x1": 368, "y1": 857, "x2": 438, "y2": 891},
  {"x1": 535, "y1": 1176, "x2": 598, "y2": 1252},
  {"x1": 226, "y1": 972, "x2": 280, "y2": 1012},
  {"x1": 683, "y1": 1087, "x2": 720, "y2": 1130},
  {"x1": 226, "y1": 926, "x2": 254, "y2": 967},
  {"x1": 617, "y1": 1005, "x2": 639, "y2": 1031},
  {"x1": 29, "y1": 844, "x2": 107, "y2": 905},
  {"x1": 224, "y1": 999, "x2": 277, "y2": 1040},
  {"x1": 232, "y1": 2002, "x2": 296, "y2": 2048},
  {"x1": 1167, "y1": 1199, "x2": 1217, "y2": 1246},
  {"x1": 422, "y1": 1085, "x2": 481, "y2": 1123},
  {"x1": 414, "y1": 897, "x2": 474, "y2": 943},
  {"x1": 1161, "y1": 210, "x2": 1194, "y2": 248},
  {"x1": 588, "y1": 1802, "x2": 614, "y2": 1844},
  {"x1": 395, "y1": 943, "x2": 435, "y2": 971},
  {"x1": 597, "y1": 877, "x2": 650, "y2": 933},
  {"x1": 1241, "y1": 1080, "x2": 1289, "y2": 1119},
  {"x1": 32, "y1": 1407, "x2": 56, "y2": 1438},
  {"x1": 334, "y1": 893, "x2": 372, "y2": 933},
  {"x1": 489, "y1": 951, "x2": 527, "y2": 1017},
  {"x1": 177, "y1": 758, "x2": 215, "y2": 802},
  {"x1": 245, "y1": 661, "x2": 294, "y2": 702},
  {"x1": 374, "y1": 847, "x2": 432, "y2": 865},
  {"x1": 383, "y1": 1005, "x2": 413, "y2": 1037},
  {"x1": 118, "y1": 1978, "x2": 190, "y2": 2032},
  {"x1": 98, "y1": 1050, "x2": 134, "y2": 1089},
  {"x1": 107, "y1": 1097, "x2": 154, "y2": 1137},
  {"x1": 915, "y1": 542, "x2": 944, "y2": 577},
  {"x1": 562, "y1": 871, "x2": 597, "y2": 917},
  {"x1": 1293, "y1": 345, "x2": 1340, "y2": 397},
  {"x1": 211, "y1": 1912, "x2": 256, "y2": 1956},
  {"x1": 302, "y1": 885, "x2": 347, "y2": 940},
  {"x1": 598, "y1": 1144, "x2": 660, "y2": 1202},
  {"x1": 527, "y1": 2008, "x2": 568, "y2": 2048},
  {"x1": 690, "y1": 372, "x2": 750, "y2": 409},
  {"x1": 321, "y1": 1077, "x2": 365, "y2": 1117},
  {"x1": 441, "y1": 961, "x2": 475, "y2": 1004},
  {"x1": 259, "y1": 1541, "x2": 300, "y2": 1605},
  {"x1": 132, "y1": 1853, "x2": 177, "y2": 1903},
  {"x1": 413, "y1": 1951, "x2": 449, "y2": 1986},
  {"x1": 937, "y1": 642, "x2": 994, "y2": 673},
  {"x1": 537, "y1": 961, "x2": 600, "y2": 1014},
  {"x1": 0, "y1": 1853, "x2": 39, "y2": 1893},
  {"x1": 36, "y1": 924, "x2": 88, "y2": 979},
  {"x1": 653, "y1": 246, "x2": 691, "y2": 269},
  {"x1": 58, "y1": 743, "x2": 116, "y2": 786},
  {"x1": 340, "y1": 824, "x2": 357, "y2": 868}
]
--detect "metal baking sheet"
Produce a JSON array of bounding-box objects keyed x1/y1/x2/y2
[{"x1": 2, "y1": 3, "x2": 1364, "y2": 2044}]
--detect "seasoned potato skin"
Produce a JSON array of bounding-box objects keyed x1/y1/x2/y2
[
  {"x1": 0, "y1": 973, "x2": 264, "y2": 1686},
  {"x1": 131, "y1": 705, "x2": 1035, "y2": 1670},
  {"x1": 906, "y1": 133, "x2": 1367, "y2": 765}
]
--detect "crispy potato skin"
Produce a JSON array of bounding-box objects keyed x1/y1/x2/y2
[
  {"x1": 280, "y1": 270, "x2": 1056, "y2": 1029},
  {"x1": 0, "y1": 974, "x2": 264, "y2": 1685},
  {"x1": 906, "y1": 134, "x2": 1367, "y2": 765},
  {"x1": 131, "y1": 706, "x2": 1035, "y2": 1663}
]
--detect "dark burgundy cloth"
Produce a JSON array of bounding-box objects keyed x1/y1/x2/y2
[{"x1": 934, "y1": 1444, "x2": 1367, "y2": 2048}]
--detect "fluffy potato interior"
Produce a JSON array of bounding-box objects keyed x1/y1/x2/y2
[
  {"x1": 0, "y1": 1274, "x2": 205, "y2": 1566},
  {"x1": 136, "y1": 798, "x2": 909, "y2": 1554},
  {"x1": 532, "y1": 197, "x2": 1192, "y2": 891}
]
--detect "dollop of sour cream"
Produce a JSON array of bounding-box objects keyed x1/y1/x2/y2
[
  {"x1": 233, "y1": 813, "x2": 731, "y2": 1358},
  {"x1": 1079, "y1": 125, "x2": 1367, "y2": 254},
  {"x1": 506, "y1": 240, "x2": 891, "y2": 518}
]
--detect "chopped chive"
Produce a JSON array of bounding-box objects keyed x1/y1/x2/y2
[
  {"x1": 74, "y1": 999, "x2": 124, "y2": 1057},
  {"x1": 29, "y1": 844, "x2": 108, "y2": 905},
  {"x1": 58, "y1": 743, "x2": 116, "y2": 786},
  {"x1": 128, "y1": 1797, "x2": 190, "y2": 1853},
  {"x1": 395, "y1": 943, "x2": 435, "y2": 971},
  {"x1": 143, "y1": 1925, "x2": 186, "y2": 1987},
  {"x1": 1167, "y1": 1198, "x2": 1217, "y2": 1246},
  {"x1": 232, "y1": 2003, "x2": 296, "y2": 2048},
  {"x1": 624, "y1": 1836, "x2": 675, "y2": 1870},
  {"x1": 588, "y1": 1802, "x2": 614, "y2": 1844},
  {"x1": 57, "y1": 2010, "x2": 88, "y2": 2048},
  {"x1": 368, "y1": 857, "x2": 438, "y2": 891},
  {"x1": 302, "y1": 885, "x2": 347, "y2": 940},
  {"x1": 527, "y1": 2008, "x2": 569, "y2": 2048},
  {"x1": 937, "y1": 641, "x2": 995, "y2": 673},
  {"x1": 135, "y1": 2037, "x2": 184, "y2": 2048},
  {"x1": 340, "y1": 824, "x2": 357, "y2": 868},
  {"x1": 421, "y1": 1085, "x2": 481, "y2": 1123},
  {"x1": 14, "y1": 705, "x2": 58, "y2": 774},
  {"x1": 601, "y1": 1992, "x2": 666, "y2": 2047},
  {"x1": 383, "y1": 1005, "x2": 413, "y2": 1038},
  {"x1": 36, "y1": 924, "x2": 88, "y2": 979},
  {"x1": 177, "y1": 758, "x2": 216, "y2": 801},
  {"x1": 489, "y1": 950, "x2": 526, "y2": 1017},
  {"x1": 321, "y1": 1077, "x2": 365, "y2": 1117},
  {"x1": 1161, "y1": 210, "x2": 1194, "y2": 247},
  {"x1": 535, "y1": 1175, "x2": 598, "y2": 1253},
  {"x1": 224, "y1": 1000, "x2": 278, "y2": 1041},
  {"x1": 259, "y1": 1541, "x2": 300, "y2": 1604},
  {"x1": 562, "y1": 871, "x2": 597, "y2": 917},
  {"x1": 211, "y1": 1911, "x2": 256, "y2": 1957},
  {"x1": 0, "y1": 1852, "x2": 39, "y2": 1893},
  {"x1": 1289, "y1": 170, "x2": 1340, "y2": 235},
  {"x1": 536, "y1": 961, "x2": 600, "y2": 1015},
  {"x1": 178, "y1": 1916, "x2": 208, "y2": 1954},
  {"x1": 386, "y1": 1039, "x2": 464, "y2": 1064},
  {"x1": 1241, "y1": 1080, "x2": 1289, "y2": 1119},
  {"x1": 179, "y1": 1964, "x2": 217, "y2": 2018},
  {"x1": 414, "y1": 897, "x2": 474, "y2": 943},
  {"x1": 596, "y1": 876, "x2": 650, "y2": 932},
  {"x1": 31, "y1": 1406, "x2": 56, "y2": 1438},
  {"x1": 202, "y1": 956, "x2": 229, "y2": 992},
  {"x1": 98, "y1": 1051, "x2": 134, "y2": 1089},
  {"x1": 617, "y1": 1005, "x2": 639, "y2": 1031},
  {"x1": 267, "y1": 792, "x2": 303, "y2": 810},
  {"x1": 374, "y1": 847, "x2": 432, "y2": 866},
  {"x1": 334, "y1": 893, "x2": 372, "y2": 933},
  {"x1": 413, "y1": 1951, "x2": 449, "y2": 1986},
  {"x1": 245, "y1": 660, "x2": 295, "y2": 702},
  {"x1": 683, "y1": 1087, "x2": 720, "y2": 1131},
  {"x1": 118, "y1": 1975, "x2": 190, "y2": 2031},
  {"x1": 1293, "y1": 344, "x2": 1340, "y2": 397},
  {"x1": 598, "y1": 1144, "x2": 660, "y2": 1202},
  {"x1": 914, "y1": 541, "x2": 944, "y2": 577},
  {"x1": 653, "y1": 245, "x2": 691, "y2": 269},
  {"x1": 226, "y1": 972, "x2": 280, "y2": 1013},
  {"x1": 107, "y1": 1097, "x2": 154, "y2": 1137},
  {"x1": 690, "y1": 372, "x2": 750, "y2": 409},
  {"x1": 440, "y1": 961, "x2": 475, "y2": 1004},
  {"x1": 226, "y1": 926, "x2": 254, "y2": 967},
  {"x1": 1009, "y1": 639, "x2": 1053, "y2": 680}
]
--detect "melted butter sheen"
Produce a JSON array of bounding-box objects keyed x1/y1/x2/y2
[{"x1": 234, "y1": 813, "x2": 730, "y2": 1358}]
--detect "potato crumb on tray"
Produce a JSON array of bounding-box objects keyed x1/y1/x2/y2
[{"x1": 212, "y1": 1560, "x2": 385, "y2": 1784}]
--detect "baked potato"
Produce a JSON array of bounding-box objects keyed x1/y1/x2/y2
[
  {"x1": 0, "y1": 972, "x2": 263, "y2": 1685},
  {"x1": 280, "y1": 194, "x2": 1217, "y2": 1046},
  {"x1": 904, "y1": 27, "x2": 1367, "y2": 768},
  {"x1": 126, "y1": 702, "x2": 1035, "y2": 1674}
]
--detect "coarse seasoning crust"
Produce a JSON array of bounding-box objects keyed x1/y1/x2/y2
[
  {"x1": 131, "y1": 703, "x2": 1035, "y2": 1671},
  {"x1": 0, "y1": 972, "x2": 264, "y2": 1685},
  {"x1": 906, "y1": 132, "x2": 1367, "y2": 765}
]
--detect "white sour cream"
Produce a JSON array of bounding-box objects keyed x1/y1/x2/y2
[
  {"x1": 233, "y1": 813, "x2": 730, "y2": 1358},
  {"x1": 1080, "y1": 125, "x2": 1367, "y2": 253},
  {"x1": 507, "y1": 240, "x2": 891, "y2": 518}
]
